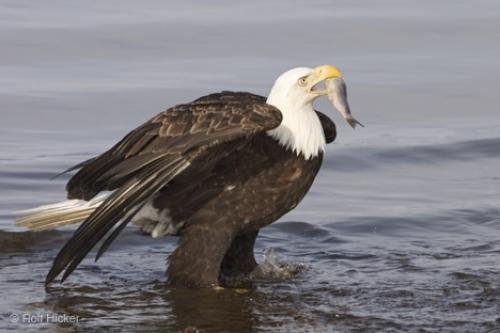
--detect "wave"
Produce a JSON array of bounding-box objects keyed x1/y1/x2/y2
[{"x1": 326, "y1": 136, "x2": 500, "y2": 172}]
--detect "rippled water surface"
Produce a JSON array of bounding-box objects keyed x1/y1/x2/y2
[{"x1": 1, "y1": 1, "x2": 500, "y2": 332}]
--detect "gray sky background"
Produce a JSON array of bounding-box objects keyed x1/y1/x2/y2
[{"x1": 1, "y1": 0, "x2": 499, "y2": 137}]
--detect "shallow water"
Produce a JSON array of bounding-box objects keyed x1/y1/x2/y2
[{"x1": 1, "y1": 1, "x2": 500, "y2": 332}]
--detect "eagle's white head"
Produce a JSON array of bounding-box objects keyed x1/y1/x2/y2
[{"x1": 266, "y1": 65, "x2": 361, "y2": 159}]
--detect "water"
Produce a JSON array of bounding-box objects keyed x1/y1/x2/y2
[{"x1": 1, "y1": 1, "x2": 500, "y2": 332}]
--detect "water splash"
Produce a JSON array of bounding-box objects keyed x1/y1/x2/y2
[{"x1": 250, "y1": 249, "x2": 306, "y2": 281}]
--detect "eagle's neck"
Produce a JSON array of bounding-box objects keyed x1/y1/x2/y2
[{"x1": 266, "y1": 94, "x2": 326, "y2": 160}]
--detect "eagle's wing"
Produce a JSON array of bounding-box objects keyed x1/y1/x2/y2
[
  {"x1": 46, "y1": 92, "x2": 282, "y2": 284},
  {"x1": 315, "y1": 111, "x2": 337, "y2": 144}
]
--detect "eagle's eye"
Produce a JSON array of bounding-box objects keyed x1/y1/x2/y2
[{"x1": 298, "y1": 76, "x2": 308, "y2": 87}]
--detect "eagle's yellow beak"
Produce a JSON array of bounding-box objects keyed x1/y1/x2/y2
[
  {"x1": 307, "y1": 65, "x2": 343, "y2": 95},
  {"x1": 312, "y1": 64, "x2": 343, "y2": 80},
  {"x1": 308, "y1": 64, "x2": 363, "y2": 129}
]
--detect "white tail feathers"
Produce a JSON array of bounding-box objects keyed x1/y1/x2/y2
[{"x1": 15, "y1": 193, "x2": 110, "y2": 231}]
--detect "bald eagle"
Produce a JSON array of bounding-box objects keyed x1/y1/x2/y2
[{"x1": 17, "y1": 65, "x2": 361, "y2": 287}]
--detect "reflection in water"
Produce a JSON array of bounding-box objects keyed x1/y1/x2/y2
[
  {"x1": 32, "y1": 251, "x2": 308, "y2": 332},
  {"x1": 39, "y1": 280, "x2": 280, "y2": 332},
  {"x1": 166, "y1": 287, "x2": 255, "y2": 333},
  {"x1": 2, "y1": 202, "x2": 500, "y2": 332}
]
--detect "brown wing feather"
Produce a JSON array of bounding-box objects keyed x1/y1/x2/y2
[
  {"x1": 315, "y1": 111, "x2": 337, "y2": 143},
  {"x1": 66, "y1": 92, "x2": 282, "y2": 200},
  {"x1": 205, "y1": 93, "x2": 337, "y2": 143},
  {"x1": 46, "y1": 91, "x2": 282, "y2": 284}
]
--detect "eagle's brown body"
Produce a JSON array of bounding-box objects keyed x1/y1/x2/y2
[
  {"x1": 160, "y1": 133, "x2": 327, "y2": 286},
  {"x1": 44, "y1": 92, "x2": 336, "y2": 287}
]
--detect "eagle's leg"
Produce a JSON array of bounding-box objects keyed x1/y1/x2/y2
[
  {"x1": 220, "y1": 231, "x2": 258, "y2": 277},
  {"x1": 167, "y1": 223, "x2": 235, "y2": 288}
]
